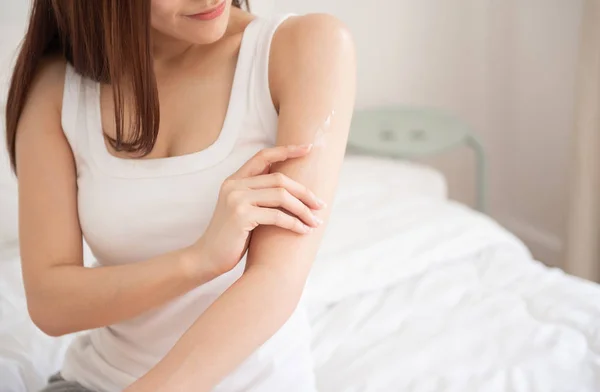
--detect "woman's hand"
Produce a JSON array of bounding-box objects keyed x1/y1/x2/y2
[{"x1": 190, "y1": 144, "x2": 326, "y2": 277}]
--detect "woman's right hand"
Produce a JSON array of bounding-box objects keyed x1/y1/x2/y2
[{"x1": 188, "y1": 144, "x2": 326, "y2": 278}]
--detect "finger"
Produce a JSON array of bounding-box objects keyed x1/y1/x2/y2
[
  {"x1": 251, "y1": 206, "x2": 312, "y2": 235},
  {"x1": 248, "y1": 188, "x2": 323, "y2": 228},
  {"x1": 232, "y1": 144, "x2": 313, "y2": 179},
  {"x1": 240, "y1": 173, "x2": 325, "y2": 210}
]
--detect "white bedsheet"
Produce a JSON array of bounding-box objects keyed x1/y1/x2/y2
[
  {"x1": 307, "y1": 192, "x2": 600, "y2": 392},
  {"x1": 0, "y1": 262, "x2": 73, "y2": 392}
]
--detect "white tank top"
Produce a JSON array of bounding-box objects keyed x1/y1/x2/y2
[{"x1": 58, "y1": 15, "x2": 316, "y2": 392}]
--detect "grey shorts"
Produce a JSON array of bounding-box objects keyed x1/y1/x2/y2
[{"x1": 39, "y1": 374, "x2": 95, "y2": 392}]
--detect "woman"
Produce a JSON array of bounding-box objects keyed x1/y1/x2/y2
[{"x1": 5, "y1": 0, "x2": 355, "y2": 391}]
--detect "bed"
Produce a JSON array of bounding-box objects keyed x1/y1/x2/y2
[{"x1": 2, "y1": 107, "x2": 600, "y2": 391}]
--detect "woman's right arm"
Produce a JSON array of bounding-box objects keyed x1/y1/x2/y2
[{"x1": 15, "y1": 59, "x2": 214, "y2": 337}]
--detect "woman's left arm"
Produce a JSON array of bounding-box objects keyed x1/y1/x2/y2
[{"x1": 126, "y1": 14, "x2": 356, "y2": 392}]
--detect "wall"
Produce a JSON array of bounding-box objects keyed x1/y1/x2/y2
[
  {"x1": 255, "y1": 0, "x2": 583, "y2": 267},
  {"x1": 0, "y1": 0, "x2": 29, "y2": 88},
  {"x1": 565, "y1": 0, "x2": 600, "y2": 282},
  {"x1": 0, "y1": 1, "x2": 30, "y2": 249},
  {"x1": 486, "y1": 0, "x2": 583, "y2": 266}
]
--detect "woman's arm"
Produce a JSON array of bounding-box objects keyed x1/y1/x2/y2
[
  {"x1": 16, "y1": 58, "x2": 215, "y2": 337},
  {"x1": 125, "y1": 14, "x2": 356, "y2": 391}
]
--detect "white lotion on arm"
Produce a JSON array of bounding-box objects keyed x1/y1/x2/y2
[{"x1": 313, "y1": 110, "x2": 335, "y2": 148}]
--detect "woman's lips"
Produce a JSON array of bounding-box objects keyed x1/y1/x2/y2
[{"x1": 187, "y1": 2, "x2": 226, "y2": 21}]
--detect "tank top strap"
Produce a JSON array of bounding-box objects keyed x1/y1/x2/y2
[
  {"x1": 62, "y1": 62, "x2": 102, "y2": 174},
  {"x1": 61, "y1": 63, "x2": 85, "y2": 163},
  {"x1": 245, "y1": 14, "x2": 295, "y2": 144}
]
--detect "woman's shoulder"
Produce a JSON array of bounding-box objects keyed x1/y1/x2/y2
[
  {"x1": 269, "y1": 13, "x2": 355, "y2": 109},
  {"x1": 271, "y1": 13, "x2": 354, "y2": 66},
  {"x1": 276, "y1": 13, "x2": 353, "y2": 43}
]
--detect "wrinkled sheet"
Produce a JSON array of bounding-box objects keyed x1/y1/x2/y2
[
  {"x1": 0, "y1": 261, "x2": 72, "y2": 392},
  {"x1": 307, "y1": 194, "x2": 600, "y2": 392}
]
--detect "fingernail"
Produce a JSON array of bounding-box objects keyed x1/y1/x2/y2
[
  {"x1": 316, "y1": 198, "x2": 327, "y2": 208},
  {"x1": 303, "y1": 225, "x2": 313, "y2": 233},
  {"x1": 313, "y1": 215, "x2": 324, "y2": 225}
]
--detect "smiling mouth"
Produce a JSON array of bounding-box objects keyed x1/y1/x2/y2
[{"x1": 186, "y1": 1, "x2": 227, "y2": 21}]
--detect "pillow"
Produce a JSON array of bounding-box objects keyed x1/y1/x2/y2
[{"x1": 338, "y1": 155, "x2": 448, "y2": 203}]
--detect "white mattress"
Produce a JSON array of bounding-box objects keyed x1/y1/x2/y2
[{"x1": 2, "y1": 156, "x2": 600, "y2": 391}]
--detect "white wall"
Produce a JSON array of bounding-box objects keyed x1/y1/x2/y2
[
  {"x1": 0, "y1": 0, "x2": 29, "y2": 88},
  {"x1": 0, "y1": 1, "x2": 30, "y2": 249},
  {"x1": 489, "y1": 0, "x2": 583, "y2": 266},
  {"x1": 255, "y1": 0, "x2": 583, "y2": 267}
]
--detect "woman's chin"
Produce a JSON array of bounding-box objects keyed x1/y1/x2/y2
[{"x1": 183, "y1": 13, "x2": 231, "y2": 44}]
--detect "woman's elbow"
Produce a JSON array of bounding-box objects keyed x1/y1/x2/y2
[
  {"x1": 27, "y1": 299, "x2": 70, "y2": 337},
  {"x1": 30, "y1": 314, "x2": 67, "y2": 337}
]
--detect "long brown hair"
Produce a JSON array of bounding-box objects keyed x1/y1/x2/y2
[{"x1": 5, "y1": 0, "x2": 249, "y2": 172}]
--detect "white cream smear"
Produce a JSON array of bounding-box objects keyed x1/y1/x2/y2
[
  {"x1": 313, "y1": 110, "x2": 335, "y2": 148},
  {"x1": 298, "y1": 110, "x2": 336, "y2": 181}
]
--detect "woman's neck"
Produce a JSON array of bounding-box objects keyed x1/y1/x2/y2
[
  {"x1": 151, "y1": 8, "x2": 246, "y2": 71},
  {"x1": 151, "y1": 29, "x2": 197, "y2": 68}
]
